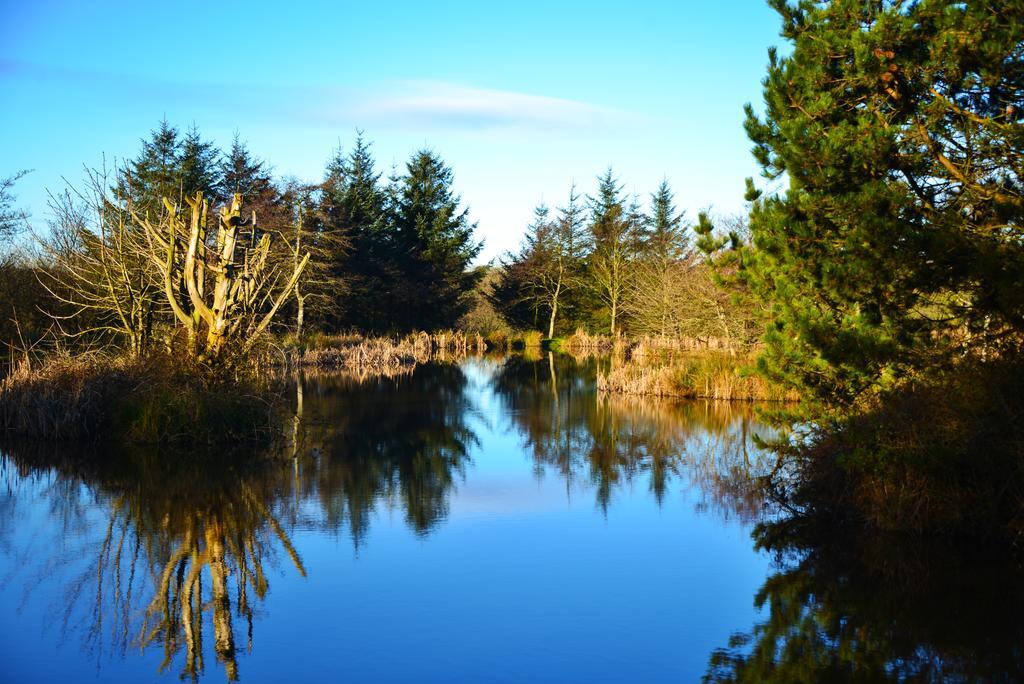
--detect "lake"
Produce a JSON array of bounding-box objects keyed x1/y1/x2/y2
[{"x1": 1, "y1": 354, "x2": 1022, "y2": 682}]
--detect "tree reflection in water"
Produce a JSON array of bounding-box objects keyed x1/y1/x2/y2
[
  {"x1": 287, "y1": 362, "x2": 478, "y2": 540},
  {"x1": 0, "y1": 362, "x2": 481, "y2": 681},
  {"x1": 703, "y1": 520, "x2": 1024, "y2": 682},
  {"x1": 0, "y1": 445, "x2": 305, "y2": 681},
  {"x1": 491, "y1": 352, "x2": 775, "y2": 518},
  {"x1": 0, "y1": 355, "x2": 784, "y2": 681}
]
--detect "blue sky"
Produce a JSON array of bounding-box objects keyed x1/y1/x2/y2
[{"x1": 0, "y1": 0, "x2": 784, "y2": 261}]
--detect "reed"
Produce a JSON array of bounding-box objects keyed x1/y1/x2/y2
[
  {"x1": 629, "y1": 335, "x2": 746, "y2": 357},
  {"x1": 561, "y1": 328, "x2": 618, "y2": 353},
  {"x1": 0, "y1": 351, "x2": 279, "y2": 444},
  {"x1": 597, "y1": 352, "x2": 798, "y2": 402},
  {"x1": 519, "y1": 330, "x2": 544, "y2": 349},
  {"x1": 287, "y1": 331, "x2": 486, "y2": 369},
  {"x1": 477, "y1": 329, "x2": 544, "y2": 352}
]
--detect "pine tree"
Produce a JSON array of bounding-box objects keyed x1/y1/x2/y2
[
  {"x1": 178, "y1": 125, "x2": 220, "y2": 200},
  {"x1": 277, "y1": 179, "x2": 348, "y2": 335},
  {"x1": 587, "y1": 168, "x2": 640, "y2": 335},
  {"x1": 552, "y1": 184, "x2": 589, "y2": 331},
  {"x1": 391, "y1": 149, "x2": 482, "y2": 331},
  {"x1": 115, "y1": 120, "x2": 221, "y2": 212},
  {"x1": 116, "y1": 119, "x2": 182, "y2": 211},
  {"x1": 628, "y1": 180, "x2": 690, "y2": 337},
  {"x1": 319, "y1": 133, "x2": 388, "y2": 330},
  {"x1": 491, "y1": 185, "x2": 590, "y2": 335},
  {"x1": 726, "y1": 0, "x2": 1024, "y2": 406},
  {"x1": 645, "y1": 180, "x2": 687, "y2": 267},
  {"x1": 217, "y1": 134, "x2": 274, "y2": 202},
  {"x1": 492, "y1": 203, "x2": 554, "y2": 332}
]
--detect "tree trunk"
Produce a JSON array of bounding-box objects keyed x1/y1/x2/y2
[{"x1": 206, "y1": 521, "x2": 238, "y2": 681}]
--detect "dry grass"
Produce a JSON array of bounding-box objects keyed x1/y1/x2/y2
[
  {"x1": 0, "y1": 352, "x2": 279, "y2": 443},
  {"x1": 289, "y1": 331, "x2": 485, "y2": 370},
  {"x1": 597, "y1": 352, "x2": 798, "y2": 402},
  {"x1": 566, "y1": 328, "x2": 614, "y2": 351},
  {"x1": 562, "y1": 328, "x2": 619, "y2": 353},
  {"x1": 520, "y1": 330, "x2": 544, "y2": 348},
  {"x1": 629, "y1": 335, "x2": 745, "y2": 357},
  {"x1": 0, "y1": 353, "x2": 138, "y2": 440},
  {"x1": 480, "y1": 329, "x2": 544, "y2": 352}
]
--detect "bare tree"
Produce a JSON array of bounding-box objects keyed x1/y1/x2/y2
[
  {"x1": 38, "y1": 169, "x2": 159, "y2": 356},
  {"x1": 275, "y1": 179, "x2": 348, "y2": 337},
  {"x1": 135, "y1": 192, "x2": 309, "y2": 358},
  {"x1": 0, "y1": 170, "x2": 31, "y2": 246}
]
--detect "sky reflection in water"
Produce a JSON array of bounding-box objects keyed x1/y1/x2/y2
[{"x1": 1, "y1": 355, "x2": 1019, "y2": 682}]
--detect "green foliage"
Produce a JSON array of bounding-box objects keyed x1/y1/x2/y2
[
  {"x1": 217, "y1": 133, "x2": 276, "y2": 202},
  {"x1": 313, "y1": 140, "x2": 482, "y2": 333},
  {"x1": 490, "y1": 185, "x2": 590, "y2": 336},
  {"x1": 390, "y1": 149, "x2": 483, "y2": 330},
  {"x1": 319, "y1": 133, "x2": 388, "y2": 330},
  {"x1": 644, "y1": 179, "x2": 687, "y2": 266},
  {"x1": 730, "y1": 0, "x2": 1024, "y2": 406},
  {"x1": 116, "y1": 120, "x2": 221, "y2": 212},
  {"x1": 459, "y1": 265, "x2": 515, "y2": 336},
  {"x1": 586, "y1": 168, "x2": 645, "y2": 334},
  {"x1": 489, "y1": 171, "x2": 761, "y2": 344},
  {"x1": 178, "y1": 125, "x2": 221, "y2": 202}
]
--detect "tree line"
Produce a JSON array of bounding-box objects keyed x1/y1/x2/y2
[
  {"x1": 487, "y1": 170, "x2": 759, "y2": 346},
  {"x1": 0, "y1": 122, "x2": 484, "y2": 359}
]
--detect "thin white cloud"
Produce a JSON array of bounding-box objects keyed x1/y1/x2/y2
[
  {"x1": 0, "y1": 61, "x2": 635, "y2": 134},
  {"x1": 350, "y1": 81, "x2": 637, "y2": 132}
]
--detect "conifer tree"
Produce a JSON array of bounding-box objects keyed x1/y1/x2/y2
[
  {"x1": 116, "y1": 119, "x2": 182, "y2": 211},
  {"x1": 218, "y1": 134, "x2": 274, "y2": 202},
  {"x1": 115, "y1": 120, "x2": 221, "y2": 213},
  {"x1": 215, "y1": 134, "x2": 286, "y2": 247},
  {"x1": 488, "y1": 257, "x2": 542, "y2": 331},
  {"x1": 552, "y1": 184, "x2": 589, "y2": 331},
  {"x1": 491, "y1": 204, "x2": 555, "y2": 332},
  {"x1": 628, "y1": 180, "x2": 690, "y2": 336},
  {"x1": 319, "y1": 133, "x2": 388, "y2": 330},
  {"x1": 645, "y1": 180, "x2": 687, "y2": 267},
  {"x1": 587, "y1": 168, "x2": 641, "y2": 335},
  {"x1": 391, "y1": 149, "x2": 482, "y2": 331},
  {"x1": 726, "y1": 0, "x2": 1024, "y2": 405},
  {"x1": 491, "y1": 185, "x2": 589, "y2": 335},
  {"x1": 178, "y1": 125, "x2": 220, "y2": 200},
  {"x1": 278, "y1": 179, "x2": 347, "y2": 335}
]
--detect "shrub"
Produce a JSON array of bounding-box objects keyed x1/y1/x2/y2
[{"x1": 775, "y1": 359, "x2": 1024, "y2": 538}]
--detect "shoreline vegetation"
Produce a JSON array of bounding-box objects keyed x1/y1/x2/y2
[
  {"x1": 0, "y1": 328, "x2": 777, "y2": 445},
  {"x1": 286, "y1": 330, "x2": 487, "y2": 369},
  {"x1": 597, "y1": 351, "x2": 798, "y2": 402},
  {"x1": 2, "y1": 0, "x2": 1022, "y2": 543},
  {"x1": 554, "y1": 331, "x2": 798, "y2": 402}
]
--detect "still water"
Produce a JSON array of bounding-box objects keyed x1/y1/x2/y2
[{"x1": 0, "y1": 355, "x2": 1021, "y2": 683}]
